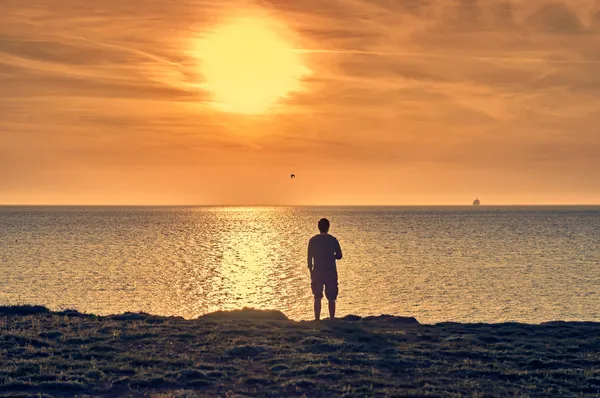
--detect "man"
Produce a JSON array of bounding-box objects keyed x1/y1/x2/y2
[{"x1": 307, "y1": 218, "x2": 343, "y2": 320}]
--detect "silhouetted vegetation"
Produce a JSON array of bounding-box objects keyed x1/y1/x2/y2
[{"x1": 0, "y1": 306, "x2": 598, "y2": 396}]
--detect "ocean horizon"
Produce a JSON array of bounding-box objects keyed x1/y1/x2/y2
[{"x1": 1, "y1": 205, "x2": 598, "y2": 323}]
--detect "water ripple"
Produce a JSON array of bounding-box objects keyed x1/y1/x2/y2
[{"x1": 0, "y1": 206, "x2": 599, "y2": 323}]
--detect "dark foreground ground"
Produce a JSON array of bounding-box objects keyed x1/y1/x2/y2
[{"x1": 0, "y1": 306, "x2": 598, "y2": 397}]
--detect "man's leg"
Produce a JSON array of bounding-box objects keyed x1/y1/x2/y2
[
  {"x1": 328, "y1": 300, "x2": 336, "y2": 319},
  {"x1": 311, "y1": 279, "x2": 323, "y2": 321},
  {"x1": 314, "y1": 298, "x2": 321, "y2": 321},
  {"x1": 325, "y1": 278, "x2": 339, "y2": 319}
]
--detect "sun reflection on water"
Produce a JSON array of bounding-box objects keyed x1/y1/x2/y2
[{"x1": 176, "y1": 207, "x2": 307, "y2": 319}]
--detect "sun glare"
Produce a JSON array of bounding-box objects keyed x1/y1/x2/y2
[{"x1": 195, "y1": 17, "x2": 310, "y2": 115}]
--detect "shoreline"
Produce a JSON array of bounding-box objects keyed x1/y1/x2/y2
[{"x1": 1, "y1": 306, "x2": 599, "y2": 396}]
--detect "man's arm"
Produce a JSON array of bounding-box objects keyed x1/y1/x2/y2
[
  {"x1": 334, "y1": 238, "x2": 343, "y2": 260},
  {"x1": 307, "y1": 239, "x2": 313, "y2": 271}
]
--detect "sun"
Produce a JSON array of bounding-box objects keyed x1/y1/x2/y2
[{"x1": 195, "y1": 17, "x2": 310, "y2": 115}]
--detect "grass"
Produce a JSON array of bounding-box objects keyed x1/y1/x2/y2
[{"x1": 0, "y1": 306, "x2": 598, "y2": 397}]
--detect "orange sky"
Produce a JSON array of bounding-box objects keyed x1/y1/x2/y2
[{"x1": 2, "y1": 0, "x2": 600, "y2": 205}]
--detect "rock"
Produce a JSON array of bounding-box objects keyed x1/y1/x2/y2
[
  {"x1": 198, "y1": 307, "x2": 289, "y2": 321},
  {"x1": 362, "y1": 315, "x2": 420, "y2": 325},
  {"x1": 0, "y1": 305, "x2": 50, "y2": 316},
  {"x1": 55, "y1": 309, "x2": 87, "y2": 317},
  {"x1": 108, "y1": 313, "x2": 151, "y2": 321}
]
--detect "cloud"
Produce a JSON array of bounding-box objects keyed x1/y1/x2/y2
[
  {"x1": 526, "y1": 2, "x2": 586, "y2": 34},
  {"x1": 2, "y1": 0, "x2": 600, "y2": 203},
  {"x1": 591, "y1": 10, "x2": 600, "y2": 30}
]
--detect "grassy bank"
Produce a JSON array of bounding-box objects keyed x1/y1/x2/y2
[{"x1": 0, "y1": 306, "x2": 598, "y2": 397}]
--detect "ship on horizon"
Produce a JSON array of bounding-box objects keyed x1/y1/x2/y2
[{"x1": 473, "y1": 198, "x2": 481, "y2": 206}]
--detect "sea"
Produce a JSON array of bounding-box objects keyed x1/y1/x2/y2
[{"x1": 0, "y1": 206, "x2": 598, "y2": 324}]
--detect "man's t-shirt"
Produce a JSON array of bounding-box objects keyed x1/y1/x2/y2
[{"x1": 308, "y1": 234, "x2": 342, "y2": 279}]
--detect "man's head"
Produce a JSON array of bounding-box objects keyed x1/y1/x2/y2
[{"x1": 318, "y1": 218, "x2": 330, "y2": 233}]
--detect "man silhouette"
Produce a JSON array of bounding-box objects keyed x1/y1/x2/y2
[{"x1": 307, "y1": 218, "x2": 342, "y2": 320}]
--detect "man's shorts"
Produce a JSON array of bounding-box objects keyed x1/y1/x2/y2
[{"x1": 311, "y1": 275, "x2": 338, "y2": 301}]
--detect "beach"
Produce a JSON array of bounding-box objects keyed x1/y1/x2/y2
[{"x1": 1, "y1": 306, "x2": 598, "y2": 397}]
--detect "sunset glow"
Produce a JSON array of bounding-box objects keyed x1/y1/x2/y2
[
  {"x1": 195, "y1": 17, "x2": 310, "y2": 114},
  {"x1": 3, "y1": 1, "x2": 600, "y2": 205}
]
